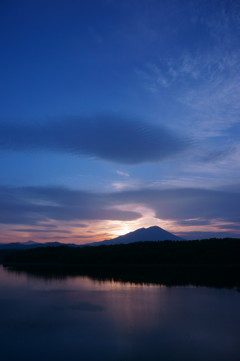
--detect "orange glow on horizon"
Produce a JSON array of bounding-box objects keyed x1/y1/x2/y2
[{"x1": 1, "y1": 214, "x2": 240, "y2": 244}]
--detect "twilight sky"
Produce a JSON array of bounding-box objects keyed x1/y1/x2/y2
[{"x1": 1, "y1": 0, "x2": 240, "y2": 243}]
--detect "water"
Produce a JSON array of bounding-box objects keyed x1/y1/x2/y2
[{"x1": 0, "y1": 265, "x2": 239, "y2": 361}]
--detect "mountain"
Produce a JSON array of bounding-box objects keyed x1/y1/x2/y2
[
  {"x1": 86, "y1": 226, "x2": 183, "y2": 246},
  {"x1": 0, "y1": 226, "x2": 182, "y2": 250}
]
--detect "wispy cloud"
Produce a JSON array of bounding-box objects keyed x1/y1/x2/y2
[
  {"x1": 139, "y1": 51, "x2": 240, "y2": 136},
  {"x1": 137, "y1": 1, "x2": 240, "y2": 139},
  {"x1": 11, "y1": 228, "x2": 71, "y2": 233},
  {"x1": 115, "y1": 170, "x2": 130, "y2": 177}
]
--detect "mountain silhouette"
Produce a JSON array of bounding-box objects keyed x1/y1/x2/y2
[
  {"x1": 0, "y1": 226, "x2": 183, "y2": 251},
  {"x1": 87, "y1": 226, "x2": 183, "y2": 246}
]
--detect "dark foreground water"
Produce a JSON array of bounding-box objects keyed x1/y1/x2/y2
[{"x1": 0, "y1": 265, "x2": 239, "y2": 361}]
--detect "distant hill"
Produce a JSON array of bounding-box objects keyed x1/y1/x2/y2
[
  {"x1": 86, "y1": 226, "x2": 183, "y2": 246},
  {"x1": 0, "y1": 241, "x2": 41, "y2": 250},
  {"x1": 0, "y1": 241, "x2": 78, "y2": 250}
]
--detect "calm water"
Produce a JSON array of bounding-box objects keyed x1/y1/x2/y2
[{"x1": 0, "y1": 265, "x2": 239, "y2": 361}]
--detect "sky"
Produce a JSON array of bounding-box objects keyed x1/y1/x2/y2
[{"x1": 0, "y1": 0, "x2": 240, "y2": 243}]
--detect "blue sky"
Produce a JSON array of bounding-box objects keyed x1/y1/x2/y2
[{"x1": 1, "y1": 0, "x2": 240, "y2": 243}]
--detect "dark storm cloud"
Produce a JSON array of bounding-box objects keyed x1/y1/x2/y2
[
  {"x1": 0, "y1": 185, "x2": 240, "y2": 229},
  {"x1": 0, "y1": 116, "x2": 189, "y2": 164}
]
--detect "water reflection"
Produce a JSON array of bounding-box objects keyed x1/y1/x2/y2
[
  {"x1": 4, "y1": 263, "x2": 240, "y2": 290},
  {"x1": 0, "y1": 266, "x2": 240, "y2": 361}
]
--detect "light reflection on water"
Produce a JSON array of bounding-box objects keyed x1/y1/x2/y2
[{"x1": 0, "y1": 265, "x2": 239, "y2": 361}]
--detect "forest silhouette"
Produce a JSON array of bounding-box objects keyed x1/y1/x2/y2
[
  {"x1": 3, "y1": 238, "x2": 240, "y2": 289},
  {"x1": 3, "y1": 238, "x2": 240, "y2": 265}
]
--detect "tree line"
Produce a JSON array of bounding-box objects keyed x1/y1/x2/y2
[{"x1": 3, "y1": 238, "x2": 240, "y2": 265}]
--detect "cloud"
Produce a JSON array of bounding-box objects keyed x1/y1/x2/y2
[
  {"x1": 70, "y1": 223, "x2": 88, "y2": 228},
  {"x1": 140, "y1": 51, "x2": 240, "y2": 137},
  {"x1": 174, "y1": 218, "x2": 212, "y2": 226},
  {"x1": 137, "y1": 1, "x2": 240, "y2": 139},
  {"x1": 217, "y1": 224, "x2": 240, "y2": 231},
  {"x1": 11, "y1": 229, "x2": 71, "y2": 233},
  {"x1": 0, "y1": 185, "x2": 240, "y2": 232},
  {"x1": 113, "y1": 187, "x2": 240, "y2": 223},
  {"x1": 116, "y1": 170, "x2": 130, "y2": 177},
  {"x1": 177, "y1": 231, "x2": 240, "y2": 240},
  {"x1": 0, "y1": 115, "x2": 189, "y2": 164},
  {"x1": 0, "y1": 186, "x2": 142, "y2": 226}
]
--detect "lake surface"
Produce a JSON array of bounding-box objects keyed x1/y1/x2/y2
[{"x1": 0, "y1": 265, "x2": 239, "y2": 361}]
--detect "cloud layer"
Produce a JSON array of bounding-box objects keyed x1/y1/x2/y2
[
  {"x1": 0, "y1": 186, "x2": 141, "y2": 225},
  {"x1": 1, "y1": 185, "x2": 239, "y2": 231},
  {"x1": 0, "y1": 116, "x2": 189, "y2": 164}
]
